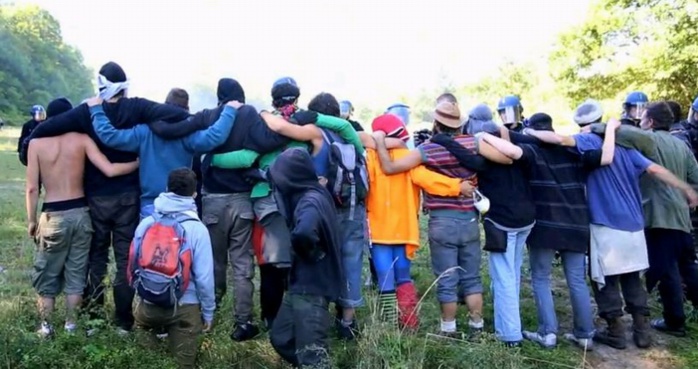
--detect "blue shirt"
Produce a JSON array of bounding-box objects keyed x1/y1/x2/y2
[
  {"x1": 575, "y1": 133, "x2": 652, "y2": 232},
  {"x1": 90, "y1": 105, "x2": 237, "y2": 207}
]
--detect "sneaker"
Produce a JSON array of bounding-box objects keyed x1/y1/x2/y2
[
  {"x1": 37, "y1": 321, "x2": 54, "y2": 339},
  {"x1": 468, "y1": 319, "x2": 484, "y2": 332},
  {"x1": 651, "y1": 318, "x2": 687, "y2": 338},
  {"x1": 504, "y1": 340, "x2": 522, "y2": 348},
  {"x1": 337, "y1": 320, "x2": 359, "y2": 340},
  {"x1": 563, "y1": 333, "x2": 594, "y2": 351},
  {"x1": 230, "y1": 323, "x2": 260, "y2": 342},
  {"x1": 116, "y1": 327, "x2": 131, "y2": 337},
  {"x1": 64, "y1": 323, "x2": 77, "y2": 334},
  {"x1": 523, "y1": 331, "x2": 557, "y2": 349},
  {"x1": 156, "y1": 332, "x2": 169, "y2": 339},
  {"x1": 437, "y1": 330, "x2": 464, "y2": 340}
]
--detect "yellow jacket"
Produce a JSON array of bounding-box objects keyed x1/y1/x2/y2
[{"x1": 366, "y1": 148, "x2": 462, "y2": 259}]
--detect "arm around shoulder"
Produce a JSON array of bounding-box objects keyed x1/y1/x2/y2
[{"x1": 82, "y1": 135, "x2": 139, "y2": 177}]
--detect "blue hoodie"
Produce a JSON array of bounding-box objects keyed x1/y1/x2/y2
[
  {"x1": 135, "y1": 192, "x2": 216, "y2": 323},
  {"x1": 89, "y1": 104, "x2": 237, "y2": 208}
]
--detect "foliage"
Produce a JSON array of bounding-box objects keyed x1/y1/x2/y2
[
  {"x1": 0, "y1": 5, "x2": 93, "y2": 125},
  {"x1": 549, "y1": 0, "x2": 698, "y2": 109}
]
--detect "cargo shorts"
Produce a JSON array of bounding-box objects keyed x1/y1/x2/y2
[{"x1": 31, "y1": 207, "x2": 93, "y2": 297}]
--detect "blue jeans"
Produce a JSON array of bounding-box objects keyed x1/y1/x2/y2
[
  {"x1": 529, "y1": 248, "x2": 594, "y2": 339},
  {"x1": 428, "y1": 215, "x2": 482, "y2": 303},
  {"x1": 337, "y1": 205, "x2": 366, "y2": 308},
  {"x1": 489, "y1": 228, "x2": 531, "y2": 342},
  {"x1": 371, "y1": 244, "x2": 411, "y2": 292},
  {"x1": 140, "y1": 204, "x2": 154, "y2": 221}
]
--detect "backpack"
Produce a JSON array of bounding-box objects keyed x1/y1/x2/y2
[
  {"x1": 127, "y1": 212, "x2": 195, "y2": 308},
  {"x1": 320, "y1": 128, "x2": 369, "y2": 219}
]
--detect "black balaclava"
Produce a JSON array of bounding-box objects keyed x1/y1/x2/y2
[
  {"x1": 217, "y1": 78, "x2": 246, "y2": 105},
  {"x1": 46, "y1": 97, "x2": 73, "y2": 118}
]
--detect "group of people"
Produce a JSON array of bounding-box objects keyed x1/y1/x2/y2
[{"x1": 18, "y1": 60, "x2": 698, "y2": 369}]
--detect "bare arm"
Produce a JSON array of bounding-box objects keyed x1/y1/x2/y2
[
  {"x1": 600, "y1": 121, "x2": 617, "y2": 166},
  {"x1": 360, "y1": 133, "x2": 404, "y2": 150},
  {"x1": 374, "y1": 134, "x2": 422, "y2": 174},
  {"x1": 83, "y1": 136, "x2": 139, "y2": 177},
  {"x1": 261, "y1": 111, "x2": 320, "y2": 142},
  {"x1": 524, "y1": 129, "x2": 577, "y2": 147},
  {"x1": 479, "y1": 133, "x2": 522, "y2": 160},
  {"x1": 25, "y1": 141, "x2": 40, "y2": 236}
]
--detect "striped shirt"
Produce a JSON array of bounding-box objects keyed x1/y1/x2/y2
[{"x1": 418, "y1": 135, "x2": 477, "y2": 213}]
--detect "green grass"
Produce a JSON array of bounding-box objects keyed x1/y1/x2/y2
[{"x1": 0, "y1": 129, "x2": 696, "y2": 368}]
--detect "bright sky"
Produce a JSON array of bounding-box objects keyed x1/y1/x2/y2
[{"x1": 24, "y1": 0, "x2": 590, "y2": 112}]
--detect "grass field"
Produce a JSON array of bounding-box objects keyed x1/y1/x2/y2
[{"x1": 0, "y1": 128, "x2": 696, "y2": 368}]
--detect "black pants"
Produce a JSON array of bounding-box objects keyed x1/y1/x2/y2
[
  {"x1": 592, "y1": 271, "x2": 649, "y2": 320},
  {"x1": 260, "y1": 264, "x2": 289, "y2": 323},
  {"x1": 83, "y1": 192, "x2": 139, "y2": 330},
  {"x1": 646, "y1": 228, "x2": 698, "y2": 328},
  {"x1": 270, "y1": 294, "x2": 331, "y2": 368}
]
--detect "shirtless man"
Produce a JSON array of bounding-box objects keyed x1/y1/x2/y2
[{"x1": 26, "y1": 132, "x2": 138, "y2": 338}]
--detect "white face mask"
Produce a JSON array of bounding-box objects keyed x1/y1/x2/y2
[{"x1": 473, "y1": 189, "x2": 490, "y2": 214}]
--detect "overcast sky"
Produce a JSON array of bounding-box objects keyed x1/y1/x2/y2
[{"x1": 22, "y1": 0, "x2": 590, "y2": 111}]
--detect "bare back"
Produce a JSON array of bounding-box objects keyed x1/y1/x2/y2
[{"x1": 30, "y1": 133, "x2": 89, "y2": 203}]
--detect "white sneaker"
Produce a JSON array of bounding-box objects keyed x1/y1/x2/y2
[
  {"x1": 64, "y1": 323, "x2": 77, "y2": 334},
  {"x1": 156, "y1": 333, "x2": 169, "y2": 339},
  {"x1": 37, "y1": 321, "x2": 54, "y2": 339},
  {"x1": 523, "y1": 331, "x2": 557, "y2": 348},
  {"x1": 116, "y1": 327, "x2": 130, "y2": 337},
  {"x1": 563, "y1": 333, "x2": 594, "y2": 351},
  {"x1": 468, "y1": 319, "x2": 484, "y2": 331}
]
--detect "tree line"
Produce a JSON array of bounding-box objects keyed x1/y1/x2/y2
[{"x1": 0, "y1": 4, "x2": 93, "y2": 126}]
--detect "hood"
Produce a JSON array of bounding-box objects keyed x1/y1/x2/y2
[
  {"x1": 217, "y1": 78, "x2": 246, "y2": 105},
  {"x1": 465, "y1": 104, "x2": 500, "y2": 135},
  {"x1": 154, "y1": 192, "x2": 198, "y2": 216},
  {"x1": 47, "y1": 97, "x2": 73, "y2": 118},
  {"x1": 268, "y1": 148, "x2": 321, "y2": 196}
]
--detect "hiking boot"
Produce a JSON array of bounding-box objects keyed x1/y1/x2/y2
[
  {"x1": 651, "y1": 318, "x2": 686, "y2": 337},
  {"x1": 522, "y1": 331, "x2": 556, "y2": 349},
  {"x1": 563, "y1": 333, "x2": 594, "y2": 351},
  {"x1": 396, "y1": 282, "x2": 420, "y2": 330},
  {"x1": 593, "y1": 317, "x2": 627, "y2": 350},
  {"x1": 632, "y1": 314, "x2": 651, "y2": 349},
  {"x1": 230, "y1": 323, "x2": 260, "y2": 342},
  {"x1": 336, "y1": 320, "x2": 359, "y2": 340}
]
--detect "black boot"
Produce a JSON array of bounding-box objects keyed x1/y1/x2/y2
[
  {"x1": 632, "y1": 314, "x2": 651, "y2": 349},
  {"x1": 593, "y1": 317, "x2": 627, "y2": 350}
]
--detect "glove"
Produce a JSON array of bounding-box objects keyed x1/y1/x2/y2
[{"x1": 290, "y1": 110, "x2": 318, "y2": 126}]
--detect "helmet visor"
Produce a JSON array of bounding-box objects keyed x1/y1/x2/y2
[
  {"x1": 340, "y1": 102, "x2": 352, "y2": 119},
  {"x1": 34, "y1": 110, "x2": 46, "y2": 121},
  {"x1": 499, "y1": 106, "x2": 520, "y2": 125},
  {"x1": 631, "y1": 103, "x2": 646, "y2": 120}
]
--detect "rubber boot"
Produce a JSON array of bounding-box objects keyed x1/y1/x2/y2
[
  {"x1": 378, "y1": 291, "x2": 397, "y2": 327},
  {"x1": 396, "y1": 282, "x2": 420, "y2": 330},
  {"x1": 593, "y1": 317, "x2": 627, "y2": 350},
  {"x1": 632, "y1": 313, "x2": 651, "y2": 349}
]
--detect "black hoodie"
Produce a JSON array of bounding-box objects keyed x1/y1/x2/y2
[{"x1": 268, "y1": 148, "x2": 343, "y2": 301}]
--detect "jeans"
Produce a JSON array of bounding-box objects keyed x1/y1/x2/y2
[
  {"x1": 140, "y1": 203, "x2": 154, "y2": 221},
  {"x1": 529, "y1": 248, "x2": 594, "y2": 338},
  {"x1": 592, "y1": 272, "x2": 649, "y2": 320},
  {"x1": 134, "y1": 303, "x2": 203, "y2": 369},
  {"x1": 83, "y1": 192, "x2": 140, "y2": 330},
  {"x1": 202, "y1": 193, "x2": 255, "y2": 323},
  {"x1": 428, "y1": 215, "x2": 482, "y2": 303},
  {"x1": 645, "y1": 228, "x2": 698, "y2": 328},
  {"x1": 336, "y1": 205, "x2": 366, "y2": 308},
  {"x1": 489, "y1": 228, "x2": 531, "y2": 342},
  {"x1": 270, "y1": 294, "x2": 331, "y2": 368},
  {"x1": 370, "y1": 244, "x2": 411, "y2": 293}
]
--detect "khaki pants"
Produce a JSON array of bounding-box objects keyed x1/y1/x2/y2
[{"x1": 134, "y1": 302, "x2": 203, "y2": 369}]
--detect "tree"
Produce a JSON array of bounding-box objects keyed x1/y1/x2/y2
[
  {"x1": 550, "y1": 0, "x2": 698, "y2": 109},
  {"x1": 0, "y1": 5, "x2": 93, "y2": 125}
]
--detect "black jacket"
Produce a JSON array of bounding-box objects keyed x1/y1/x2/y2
[{"x1": 22, "y1": 98, "x2": 190, "y2": 196}]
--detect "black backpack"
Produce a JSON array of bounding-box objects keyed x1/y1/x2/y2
[{"x1": 319, "y1": 128, "x2": 368, "y2": 218}]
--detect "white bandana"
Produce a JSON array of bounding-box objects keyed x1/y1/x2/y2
[{"x1": 97, "y1": 74, "x2": 130, "y2": 100}]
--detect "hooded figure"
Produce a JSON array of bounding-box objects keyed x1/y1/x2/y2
[
  {"x1": 464, "y1": 104, "x2": 500, "y2": 135},
  {"x1": 46, "y1": 97, "x2": 73, "y2": 118},
  {"x1": 267, "y1": 148, "x2": 343, "y2": 368}
]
